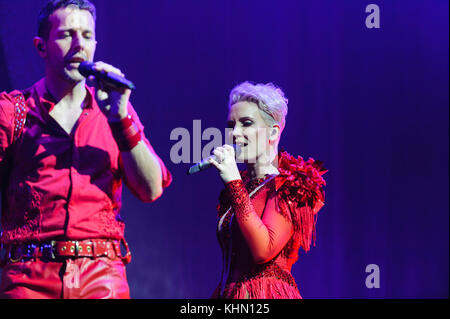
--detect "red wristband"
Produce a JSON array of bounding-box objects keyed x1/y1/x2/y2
[{"x1": 109, "y1": 115, "x2": 142, "y2": 151}]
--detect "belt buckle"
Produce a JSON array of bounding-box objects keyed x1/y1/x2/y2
[
  {"x1": 8, "y1": 248, "x2": 23, "y2": 263},
  {"x1": 119, "y1": 238, "x2": 132, "y2": 264},
  {"x1": 9, "y1": 243, "x2": 36, "y2": 263}
]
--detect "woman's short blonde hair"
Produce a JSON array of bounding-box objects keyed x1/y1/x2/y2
[{"x1": 228, "y1": 81, "x2": 288, "y2": 132}]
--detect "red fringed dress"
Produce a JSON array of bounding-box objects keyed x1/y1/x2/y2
[{"x1": 213, "y1": 151, "x2": 327, "y2": 299}]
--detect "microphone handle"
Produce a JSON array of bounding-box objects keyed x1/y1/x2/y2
[
  {"x1": 97, "y1": 71, "x2": 136, "y2": 90},
  {"x1": 78, "y1": 61, "x2": 135, "y2": 90},
  {"x1": 187, "y1": 156, "x2": 215, "y2": 175},
  {"x1": 187, "y1": 144, "x2": 241, "y2": 175}
]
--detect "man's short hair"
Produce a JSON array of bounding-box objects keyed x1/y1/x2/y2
[{"x1": 37, "y1": 0, "x2": 96, "y2": 40}]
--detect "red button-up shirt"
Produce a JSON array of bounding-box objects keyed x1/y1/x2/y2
[{"x1": 0, "y1": 79, "x2": 172, "y2": 244}]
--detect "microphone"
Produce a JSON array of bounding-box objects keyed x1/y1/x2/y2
[
  {"x1": 78, "y1": 61, "x2": 136, "y2": 90},
  {"x1": 187, "y1": 144, "x2": 241, "y2": 175}
]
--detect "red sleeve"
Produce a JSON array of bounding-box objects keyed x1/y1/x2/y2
[
  {"x1": 226, "y1": 179, "x2": 293, "y2": 264},
  {"x1": 0, "y1": 92, "x2": 16, "y2": 183},
  {"x1": 125, "y1": 102, "x2": 172, "y2": 188}
]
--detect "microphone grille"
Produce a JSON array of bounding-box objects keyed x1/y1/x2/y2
[{"x1": 78, "y1": 61, "x2": 94, "y2": 78}]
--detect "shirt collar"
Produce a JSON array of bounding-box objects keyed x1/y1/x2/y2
[{"x1": 32, "y1": 78, "x2": 95, "y2": 113}]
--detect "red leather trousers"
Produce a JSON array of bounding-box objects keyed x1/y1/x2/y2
[{"x1": 0, "y1": 257, "x2": 130, "y2": 299}]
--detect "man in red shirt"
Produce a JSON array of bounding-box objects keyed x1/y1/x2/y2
[{"x1": 0, "y1": 0, "x2": 172, "y2": 298}]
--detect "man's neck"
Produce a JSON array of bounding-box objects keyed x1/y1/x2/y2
[{"x1": 45, "y1": 75, "x2": 86, "y2": 107}]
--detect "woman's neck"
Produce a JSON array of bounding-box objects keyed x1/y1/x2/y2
[{"x1": 246, "y1": 149, "x2": 279, "y2": 179}]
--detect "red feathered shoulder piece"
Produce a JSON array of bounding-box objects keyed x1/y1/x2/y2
[
  {"x1": 275, "y1": 151, "x2": 327, "y2": 253},
  {"x1": 275, "y1": 151, "x2": 327, "y2": 209}
]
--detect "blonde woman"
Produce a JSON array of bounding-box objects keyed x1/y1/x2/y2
[{"x1": 209, "y1": 81, "x2": 327, "y2": 299}]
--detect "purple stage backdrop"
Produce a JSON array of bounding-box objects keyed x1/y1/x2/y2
[{"x1": 0, "y1": 0, "x2": 448, "y2": 299}]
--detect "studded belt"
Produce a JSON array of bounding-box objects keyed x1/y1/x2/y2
[{"x1": 0, "y1": 239, "x2": 132, "y2": 266}]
